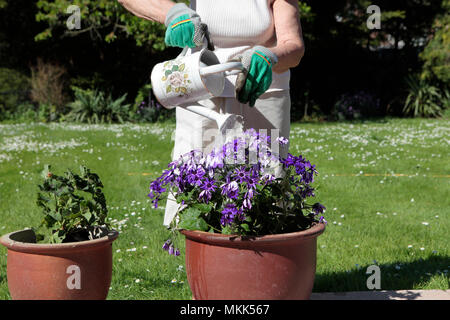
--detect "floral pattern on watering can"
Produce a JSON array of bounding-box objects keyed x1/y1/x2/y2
[{"x1": 161, "y1": 60, "x2": 191, "y2": 96}]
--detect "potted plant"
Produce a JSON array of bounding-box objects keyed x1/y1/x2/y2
[
  {"x1": 148, "y1": 129, "x2": 327, "y2": 300},
  {"x1": 0, "y1": 165, "x2": 119, "y2": 300}
]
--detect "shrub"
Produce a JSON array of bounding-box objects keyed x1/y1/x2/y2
[
  {"x1": 419, "y1": 0, "x2": 450, "y2": 85},
  {"x1": 133, "y1": 83, "x2": 174, "y2": 123},
  {"x1": 333, "y1": 91, "x2": 382, "y2": 120},
  {"x1": 403, "y1": 75, "x2": 446, "y2": 118},
  {"x1": 67, "y1": 87, "x2": 132, "y2": 123},
  {"x1": 0, "y1": 68, "x2": 31, "y2": 120},
  {"x1": 11, "y1": 102, "x2": 37, "y2": 122},
  {"x1": 134, "y1": 99, "x2": 174, "y2": 123},
  {"x1": 30, "y1": 59, "x2": 68, "y2": 113}
]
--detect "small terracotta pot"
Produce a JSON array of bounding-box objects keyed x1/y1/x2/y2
[
  {"x1": 0, "y1": 228, "x2": 119, "y2": 300},
  {"x1": 181, "y1": 223, "x2": 325, "y2": 300}
]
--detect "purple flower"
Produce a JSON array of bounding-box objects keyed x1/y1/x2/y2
[
  {"x1": 161, "y1": 168, "x2": 176, "y2": 185},
  {"x1": 163, "y1": 240, "x2": 181, "y2": 256},
  {"x1": 243, "y1": 196, "x2": 252, "y2": 210},
  {"x1": 281, "y1": 153, "x2": 318, "y2": 185},
  {"x1": 148, "y1": 178, "x2": 166, "y2": 208},
  {"x1": 221, "y1": 177, "x2": 240, "y2": 199},
  {"x1": 262, "y1": 173, "x2": 275, "y2": 185},
  {"x1": 319, "y1": 216, "x2": 327, "y2": 225},
  {"x1": 245, "y1": 173, "x2": 259, "y2": 190},
  {"x1": 201, "y1": 177, "x2": 216, "y2": 191},
  {"x1": 149, "y1": 179, "x2": 165, "y2": 194},
  {"x1": 276, "y1": 136, "x2": 289, "y2": 145},
  {"x1": 312, "y1": 203, "x2": 326, "y2": 215},
  {"x1": 233, "y1": 167, "x2": 249, "y2": 183},
  {"x1": 187, "y1": 165, "x2": 205, "y2": 186},
  {"x1": 299, "y1": 185, "x2": 315, "y2": 198},
  {"x1": 281, "y1": 153, "x2": 296, "y2": 167},
  {"x1": 220, "y1": 204, "x2": 244, "y2": 226},
  {"x1": 294, "y1": 159, "x2": 306, "y2": 175},
  {"x1": 198, "y1": 177, "x2": 216, "y2": 203},
  {"x1": 162, "y1": 240, "x2": 171, "y2": 251},
  {"x1": 205, "y1": 148, "x2": 224, "y2": 169},
  {"x1": 147, "y1": 128, "x2": 325, "y2": 237}
]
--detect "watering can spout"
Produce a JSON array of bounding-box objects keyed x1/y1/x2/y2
[
  {"x1": 184, "y1": 105, "x2": 244, "y2": 142},
  {"x1": 216, "y1": 113, "x2": 244, "y2": 135}
]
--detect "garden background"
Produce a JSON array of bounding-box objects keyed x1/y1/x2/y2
[{"x1": 0, "y1": 0, "x2": 449, "y2": 299}]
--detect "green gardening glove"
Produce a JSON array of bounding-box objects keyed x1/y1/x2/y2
[
  {"x1": 164, "y1": 3, "x2": 210, "y2": 49},
  {"x1": 234, "y1": 46, "x2": 278, "y2": 107}
]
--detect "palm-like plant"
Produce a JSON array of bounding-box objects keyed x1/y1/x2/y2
[
  {"x1": 67, "y1": 87, "x2": 131, "y2": 123},
  {"x1": 403, "y1": 75, "x2": 444, "y2": 118}
]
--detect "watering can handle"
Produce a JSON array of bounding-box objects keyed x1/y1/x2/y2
[
  {"x1": 199, "y1": 62, "x2": 244, "y2": 77},
  {"x1": 177, "y1": 40, "x2": 208, "y2": 58},
  {"x1": 177, "y1": 28, "x2": 215, "y2": 58}
]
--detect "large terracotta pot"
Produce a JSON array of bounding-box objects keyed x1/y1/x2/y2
[
  {"x1": 181, "y1": 223, "x2": 325, "y2": 300},
  {"x1": 0, "y1": 228, "x2": 119, "y2": 300}
]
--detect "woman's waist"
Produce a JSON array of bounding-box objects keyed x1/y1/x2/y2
[{"x1": 221, "y1": 70, "x2": 290, "y2": 97}]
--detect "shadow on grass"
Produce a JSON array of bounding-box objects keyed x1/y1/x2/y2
[{"x1": 313, "y1": 255, "x2": 450, "y2": 294}]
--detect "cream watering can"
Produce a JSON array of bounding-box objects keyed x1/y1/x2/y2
[{"x1": 150, "y1": 41, "x2": 244, "y2": 135}]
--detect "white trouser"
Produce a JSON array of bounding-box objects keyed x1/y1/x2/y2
[{"x1": 163, "y1": 90, "x2": 291, "y2": 226}]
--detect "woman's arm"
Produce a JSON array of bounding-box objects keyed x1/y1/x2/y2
[
  {"x1": 117, "y1": 0, "x2": 176, "y2": 24},
  {"x1": 269, "y1": 0, "x2": 305, "y2": 73}
]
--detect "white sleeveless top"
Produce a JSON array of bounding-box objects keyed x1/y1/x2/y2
[{"x1": 189, "y1": 0, "x2": 290, "y2": 97}]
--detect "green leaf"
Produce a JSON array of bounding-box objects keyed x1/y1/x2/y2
[
  {"x1": 178, "y1": 207, "x2": 208, "y2": 231},
  {"x1": 240, "y1": 223, "x2": 250, "y2": 232},
  {"x1": 176, "y1": 188, "x2": 196, "y2": 203},
  {"x1": 192, "y1": 203, "x2": 213, "y2": 214},
  {"x1": 49, "y1": 211, "x2": 62, "y2": 222},
  {"x1": 51, "y1": 231, "x2": 64, "y2": 244},
  {"x1": 82, "y1": 211, "x2": 92, "y2": 222},
  {"x1": 221, "y1": 225, "x2": 233, "y2": 235}
]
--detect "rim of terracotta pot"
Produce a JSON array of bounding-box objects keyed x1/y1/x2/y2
[
  {"x1": 180, "y1": 222, "x2": 325, "y2": 249},
  {"x1": 0, "y1": 228, "x2": 119, "y2": 254}
]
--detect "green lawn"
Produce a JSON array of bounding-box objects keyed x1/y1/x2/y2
[{"x1": 0, "y1": 118, "x2": 448, "y2": 299}]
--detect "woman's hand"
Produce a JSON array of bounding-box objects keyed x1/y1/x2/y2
[
  {"x1": 234, "y1": 0, "x2": 304, "y2": 106},
  {"x1": 234, "y1": 46, "x2": 278, "y2": 107},
  {"x1": 117, "y1": 0, "x2": 209, "y2": 48},
  {"x1": 164, "y1": 3, "x2": 209, "y2": 48}
]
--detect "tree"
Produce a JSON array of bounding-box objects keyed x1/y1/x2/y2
[
  {"x1": 35, "y1": 0, "x2": 166, "y2": 50},
  {"x1": 419, "y1": 0, "x2": 450, "y2": 84},
  {"x1": 292, "y1": 0, "x2": 445, "y2": 117}
]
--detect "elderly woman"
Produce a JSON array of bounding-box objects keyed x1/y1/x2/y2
[{"x1": 118, "y1": 0, "x2": 305, "y2": 225}]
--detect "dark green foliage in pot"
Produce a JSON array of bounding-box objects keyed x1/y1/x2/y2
[{"x1": 35, "y1": 165, "x2": 110, "y2": 243}]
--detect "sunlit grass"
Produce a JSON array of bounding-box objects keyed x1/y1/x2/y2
[{"x1": 0, "y1": 118, "x2": 448, "y2": 299}]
